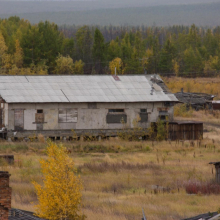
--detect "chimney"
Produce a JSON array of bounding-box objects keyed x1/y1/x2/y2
[{"x1": 0, "y1": 171, "x2": 11, "y2": 220}]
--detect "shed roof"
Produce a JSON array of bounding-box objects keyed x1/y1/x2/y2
[
  {"x1": 9, "y1": 208, "x2": 45, "y2": 220},
  {"x1": 0, "y1": 75, "x2": 178, "y2": 103}
]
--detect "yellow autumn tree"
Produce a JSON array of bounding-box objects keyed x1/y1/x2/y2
[
  {"x1": 0, "y1": 32, "x2": 8, "y2": 62},
  {"x1": 33, "y1": 142, "x2": 83, "y2": 220},
  {"x1": 172, "y1": 59, "x2": 180, "y2": 76},
  {"x1": 55, "y1": 54, "x2": 74, "y2": 75},
  {"x1": 73, "y1": 60, "x2": 84, "y2": 74},
  {"x1": 109, "y1": 57, "x2": 123, "y2": 75}
]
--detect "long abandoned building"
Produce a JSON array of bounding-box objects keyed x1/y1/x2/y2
[{"x1": 0, "y1": 75, "x2": 181, "y2": 139}]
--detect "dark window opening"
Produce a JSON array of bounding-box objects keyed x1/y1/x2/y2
[
  {"x1": 164, "y1": 102, "x2": 173, "y2": 107},
  {"x1": 159, "y1": 111, "x2": 169, "y2": 121},
  {"x1": 37, "y1": 109, "x2": 43, "y2": 113},
  {"x1": 108, "y1": 109, "x2": 124, "y2": 113},
  {"x1": 159, "y1": 115, "x2": 167, "y2": 120},
  {"x1": 88, "y1": 103, "x2": 97, "y2": 109},
  {"x1": 106, "y1": 114, "x2": 127, "y2": 124},
  {"x1": 139, "y1": 112, "x2": 148, "y2": 123},
  {"x1": 140, "y1": 109, "x2": 147, "y2": 113}
]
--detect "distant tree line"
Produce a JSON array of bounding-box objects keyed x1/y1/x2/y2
[{"x1": 1, "y1": 16, "x2": 220, "y2": 76}]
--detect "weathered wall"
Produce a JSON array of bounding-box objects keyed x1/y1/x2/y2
[{"x1": 6, "y1": 102, "x2": 174, "y2": 131}]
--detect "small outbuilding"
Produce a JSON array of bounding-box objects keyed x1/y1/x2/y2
[
  {"x1": 212, "y1": 101, "x2": 220, "y2": 110},
  {"x1": 168, "y1": 121, "x2": 203, "y2": 140}
]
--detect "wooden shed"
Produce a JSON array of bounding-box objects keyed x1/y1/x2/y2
[
  {"x1": 209, "y1": 162, "x2": 220, "y2": 183},
  {"x1": 212, "y1": 101, "x2": 220, "y2": 110},
  {"x1": 168, "y1": 121, "x2": 203, "y2": 140}
]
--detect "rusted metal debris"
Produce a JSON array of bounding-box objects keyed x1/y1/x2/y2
[{"x1": 175, "y1": 89, "x2": 214, "y2": 111}]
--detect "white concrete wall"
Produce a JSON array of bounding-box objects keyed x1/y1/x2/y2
[
  {"x1": 4, "y1": 103, "x2": 8, "y2": 127},
  {"x1": 6, "y1": 102, "x2": 174, "y2": 131}
]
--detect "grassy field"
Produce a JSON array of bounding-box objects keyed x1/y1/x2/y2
[
  {"x1": 1, "y1": 76, "x2": 220, "y2": 219},
  {"x1": 1, "y1": 125, "x2": 220, "y2": 220},
  {"x1": 164, "y1": 77, "x2": 220, "y2": 99}
]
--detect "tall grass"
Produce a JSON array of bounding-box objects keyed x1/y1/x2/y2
[
  {"x1": 0, "y1": 128, "x2": 219, "y2": 220},
  {"x1": 164, "y1": 77, "x2": 220, "y2": 98}
]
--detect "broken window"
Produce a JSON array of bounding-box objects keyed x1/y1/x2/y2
[
  {"x1": 159, "y1": 111, "x2": 169, "y2": 121},
  {"x1": 106, "y1": 109, "x2": 127, "y2": 123},
  {"x1": 35, "y1": 109, "x2": 44, "y2": 123},
  {"x1": 139, "y1": 109, "x2": 148, "y2": 122},
  {"x1": 59, "y1": 109, "x2": 78, "y2": 123}
]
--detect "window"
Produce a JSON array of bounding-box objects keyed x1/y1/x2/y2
[
  {"x1": 159, "y1": 111, "x2": 169, "y2": 121},
  {"x1": 88, "y1": 103, "x2": 97, "y2": 109},
  {"x1": 108, "y1": 109, "x2": 124, "y2": 113},
  {"x1": 35, "y1": 109, "x2": 44, "y2": 123},
  {"x1": 164, "y1": 102, "x2": 173, "y2": 107},
  {"x1": 159, "y1": 115, "x2": 166, "y2": 120},
  {"x1": 58, "y1": 109, "x2": 78, "y2": 123},
  {"x1": 106, "y1": 109, "x2": 127, "y2": 124},
  {"x1": 139, "y1": 109, "x2": 148, "y2": 122},
  {"x1": 140, "y1": 109, "x2": 147, "y2": 113}
]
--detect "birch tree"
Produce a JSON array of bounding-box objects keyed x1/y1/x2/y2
[{"x1": 33, "y1": 142, "x2": 83, "y2": 220}]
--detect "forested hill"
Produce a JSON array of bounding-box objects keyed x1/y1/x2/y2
[
  {"x1": 1, "y1": 17, "x2": 220, "y2": 77},
  {"x1": 0, "y1": 2, "x2": 220, "y2": 26}
]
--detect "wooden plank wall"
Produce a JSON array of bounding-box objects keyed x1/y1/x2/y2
[{"x1": 169, "y1": 123, "x2": 203, "y2": 140}]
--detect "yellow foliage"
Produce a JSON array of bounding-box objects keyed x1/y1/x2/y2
[
  {"x1": 0, "y1": 32, "x2": 8, "y2": 59},
  {"x1": 74, "y1": 60, "x2": 84, "y2": 75},
  {"x1": 8, "y1": 63, "x2": 48, "y2": 75},
  {"x1": 55, "y1": 54, "x2": 74, "y2": 75},
  {"x1": 172, "y1": 59, "x2": 180, "y2": 76},
  {"x1": 109, "y1": 57, "x2": 123, "y2": 75},
  {"x1": 2, "y1": 54, "x2": 13, "y2": 72},
  {"x1": 14, "y1": 39, "x2": 23, "y2": 68},
  {"x1": 164, "y1": 77, "x2": 220, "y2": 98},
  {"x1": 174, "y1": 104, "x2": 193, "y2": 117},
  {"x1": 33, "y1": 142, "x2": 83, "y2": 220}
]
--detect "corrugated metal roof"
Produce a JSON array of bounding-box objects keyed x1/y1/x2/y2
[{"x1": 0, "y1": 75, "x2": 178, "y2": 103}]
